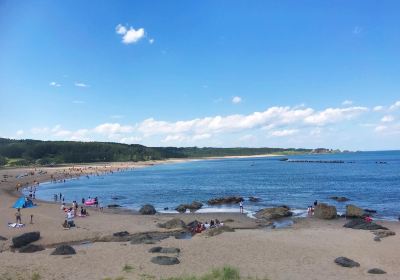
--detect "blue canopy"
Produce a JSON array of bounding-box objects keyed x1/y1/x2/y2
[{"x1": 12, "y1": 197, "x2": 35, "y2": 208}]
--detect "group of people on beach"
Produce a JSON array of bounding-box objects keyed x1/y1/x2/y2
[{"x1": 191, "y1": 219, "x2": 225, "y2": 234}]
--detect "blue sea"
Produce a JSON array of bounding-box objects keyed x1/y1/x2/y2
[{"x1": 34, "y1": 151, "x2": 400, "y2": 220}]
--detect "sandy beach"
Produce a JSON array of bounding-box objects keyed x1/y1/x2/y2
[{"x1": 0, "y1": 161, "x2": 399, "y2": 280}]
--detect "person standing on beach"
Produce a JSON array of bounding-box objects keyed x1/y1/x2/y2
[
  {"x1": 239, "y1": 201, "x2": 244, "y2": 214},
  {"x1": 15, "y1": 208, "x2": 22, "y2": 224}
]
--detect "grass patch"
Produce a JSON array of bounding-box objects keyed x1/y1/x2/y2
[
  {"x1": 31, "y1": 273, "x2": 41, "y2": 280},
  {"x1": 122, "y1": 264, "x2": 134, "y2": 273},
  {"x1": 164, "y1": 266, "x2": 241, "y2": 280}
]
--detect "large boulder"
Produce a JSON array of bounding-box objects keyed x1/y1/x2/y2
[
  {"x1": 207, "y1": 196, "x2": 243, "y2": 205},
  {"x1": 0, "y1": 236, "x2": 7, "y2": 241},
  {"x1": 255, "y1": 206, "x2": 292, "y2": 220},
  {"x1": 151, "y1": 256, "x2": 180, "y2": 265},
  {"x1": 113, "y1": 231, "x2": 130, "y2": 237},
  {"x1": 334, "y1": 257, "x2": 360, "y2": 268},
  {"x1": 139, "y1": 204, "x2": 157, "y2": 215},
  {"x1": 329, "y1": 196, "x2": 349, "y2": 202},
  {"x1": 51, "y1": 245, "x2": 76, "y2": 255},
  {"x1": 314, "y1": 203, "x2": 337, "y2": 219},
  {"x1": 372, "y1": 230, "x2": 395, "y2": 239},
  {"x1": 158, "y1": 218, "x2": 186, "y2": 229},
  {"x1": 346, "y1": 205, "x2": 364, "y2": 218},
  {"x1": 19, "y1": 244, "x2": 45, "y2": 253},
  {"x1": 12, "y1": 232, "x2": 40, "y2": 248},
  {"x1": 343, "y1": 219, "x2": 388, "y2": 230},
  {"x1": 175, "y1": 201, "x2": 203, "y2": 213}
]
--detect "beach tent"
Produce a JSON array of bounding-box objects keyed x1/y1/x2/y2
[{"x1": 12, "y1": 197, "x2": 35, "y2": 208}]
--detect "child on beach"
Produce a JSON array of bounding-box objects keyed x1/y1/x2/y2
[
  {"x1": 239, "y1": 201, "x2": 244, "y2": 214},
  {"x1": 15, "y1": 208, "x2": 22, "y2": 224}
]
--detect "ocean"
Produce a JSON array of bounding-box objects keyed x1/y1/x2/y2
[{"x1": 34, "y1": 151, "x2": 400, "y2": 220}]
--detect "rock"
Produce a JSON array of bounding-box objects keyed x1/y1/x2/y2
[
  {"x1": 151, "y1": 256, "x2": 180, "y2": 265},
  {"x1": 334, "y1": 257, "x2": 360, "y2": 268},
  {"x1": 149, "y1": 247, "x2": 180, "y2": 254},
  {"x1": 19, "y1": 244, "x2": 45, "y2": 253},
  {"x1": 374, "y1": 237, "x2": 381, "y2": 242},
  {"x1": 113, "y1": 231, "x2": 130, "y2": 237},
  {"x1": 346, "y1": 204, "x2": 364, "y2": 218},
  {"x1": 175, "y1": 201, "x2": 203, "y2": 213},
  {"x1": 314, "y1": 203, "x2": 337, "y2": 219},
  {"x1": 148, "y1": 246, "x2": 162, "y2": 253},
  {"x1": 0, "y1": 236, "x2": 7, "y2": 241},
  {"x1": 373, "y1": 230, "x2": 396, "y2": 239},
  {"x1": 364, "y1": 209, "x2": 377, "y2": 214},
  {"x1": 249, "y1": 196, "x2": 261, "y2": 202},
  {"x1": 368, "y1": 268, "x2": 386, "y2": 274},
  {"x1": 329, "y1": 196, "x2": 349, "y2": 202},
  {"x1": 12, "y1": 232, "x2": 40, "y2": 248},
  {"x1": 139, "y1": 204, "x2": 157, "y2": 215},
  {"x1": 207, "y1": 196, "x2": 244, "y2": 205},
  {"x1": 158, "y1": 218, "x2": 186, "y2": 229},
  {"x1": 206, "y1": 226, "x2": 235, "y2": 237},
  {"x1": 51, "y1": 245, "x2": 76, "y2": 255},
  {"x1": 255, "y1": 206, "x2": 292, "y2": 220},
  {"x1": 107, "y1": 204, "x2": 121, "y2": 208},
  {"x1": 164, "y1": 207, "x2": 169, "y2": 210},
  {"x1": 130, "y1": 234, "x2": 155, "y2": 244},
  {"x1": 343, "y1": 219, "x2": 388, "y2": 230},
  {"x1": 111, "y1": 195, "x2": 127, "y2": 200},
  {"x1": 186, "y1": 220, "x2": 200, "y2": 229}
]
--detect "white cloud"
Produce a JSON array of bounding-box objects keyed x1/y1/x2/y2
[
  {"x1": 270, "y1": 129, "x2": 298, "y2": 137},
  {"x1": 94, "y1": 123, "x2": 134, "y2": 134},
  {"x1": 149, "y1": 38, "x2": 155, "y2": 44},
  {"x1": 381, "y1": 115, "x2": 394, "y2": 123},
  {"x1": 192, "y1": 133, "x2": 212, "y2": 141},
  {"x1": 119, "y1": 136, "x2": 142, "y2": 144},
  {"x1": 75, "y1": 82, "x2": 89, "y2": 88},
  {"x1": 373, "y1": 105, "x2": 384, "y2": 112},
  {"x1": 49, "y1": 81, "x2": 61, "y2": 87},
  {"x1": 389, "y1": 101, "x2": 400, "y2": 111},
  {"x1": 16, "y1": 130, "x2": 24, "y2": 136},
  {"x1": 375, "y1": 125, "x2": 387, "y2": 132},
  {"x1": 116, "y1": 24, "x2": 145, "y2": 44},
  {"x1": 342, "y1": 100, "x2": 353, "y2": 106},
  {"x1": 232, "y1": 96, "x2": 242, "y2": 104},
  {"x1": 304, "y1": 107, "x2": 368, "y2": 126}
]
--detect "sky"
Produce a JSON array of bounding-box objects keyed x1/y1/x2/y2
[{"x1": 0, "y1": 0, "x2": 399, "y2": 150}]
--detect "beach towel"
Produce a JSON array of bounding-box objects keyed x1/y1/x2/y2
[{"x1": 8, "y1": 223, "x2": 25, "y2": 228}]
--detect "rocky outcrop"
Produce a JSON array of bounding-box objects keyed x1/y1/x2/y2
[
  {"x1": 157, "y1": 218, "x2": 186, "y2": 229},
  {"x1": 206, "y1": 226, "x2": 235, "y2": 237},
  {"x1": 249, "y1": 196, "x2": 261, "y2": 202},
  {"x1": 207, "y1": 196, "x2": 243, "y2": 205},
  {"x1": 343, "y1": 219, "x2": 388, "y2": 230},
  {"x1": 186, "y1": 220, "x2": 200, "y2": 229},
  {"x1": 113, "y1": 231, "x2": 130, "y2": 237},
  {"x1": 368, "y1": 268, "x2": 386, "y2": 274},
  {"x1": 314, "y1": 203, "x2": 337, "y2": 219},
  {"x1": 334, "y1": 257, "x2": 360, "y2": 268},
  {"x1": 175, "y1": 201, "x2": 203, "y2": 213},
  {"x1": 329, "y1": 196, "x2": 349, "y2": 202},
  {"x1": 364, "y1": 209, "x2": 377, "y2": 214},
  {"x1": 51, "y1": 245, "x2": 76, "y2": 255},
  {"x1": 148, "y1": 247, "x2": 180, "y2": 254},
  {"x1": 0, "y1": 236, "x2": 7, "y2": 241},
  {"x1": 139, "y1": 204, "x2": 157, "y2": 215},
  {"x1": 345, "y1": 204, "x2": 364, "y2": 218},
  {"x1": 151, "y1": 256, "x2": 180, "y2": 265},
  {"x1": 107, "y1": 204, "x2": 121, "y2": 208},
  {"x1": 255, "y1": 206, "x2": 292, "y2": 220},
  {"x1": 372, "y1": 230, "x2": 395, "y2": 239},
  {"x1": 19, "y1": 244, "x2": 45, "y2": 253},
  {"x1": 12, "y1": 232, "x2": 40, "y2": 248}
]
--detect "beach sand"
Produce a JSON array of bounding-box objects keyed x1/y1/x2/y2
[{"x1": 0, "y1": 162, "x2": 399, "y2": 280}]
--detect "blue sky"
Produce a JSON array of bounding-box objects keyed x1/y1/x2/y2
[{"x1": 0, "y1": 0, "x2": 399, "y2": 150}]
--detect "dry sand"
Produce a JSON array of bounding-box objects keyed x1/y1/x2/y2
[{"x1": 0, "y1": 161, "x2": 399, "y2": 280}]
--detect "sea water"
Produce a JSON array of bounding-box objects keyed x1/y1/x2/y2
[{"x1": 34, "y1": 151, "x2": 400, "y2": 220}]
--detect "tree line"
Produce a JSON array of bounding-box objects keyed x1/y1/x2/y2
[{"x1": 0, "y1": 138, "x2": 312, "y2": 166}]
